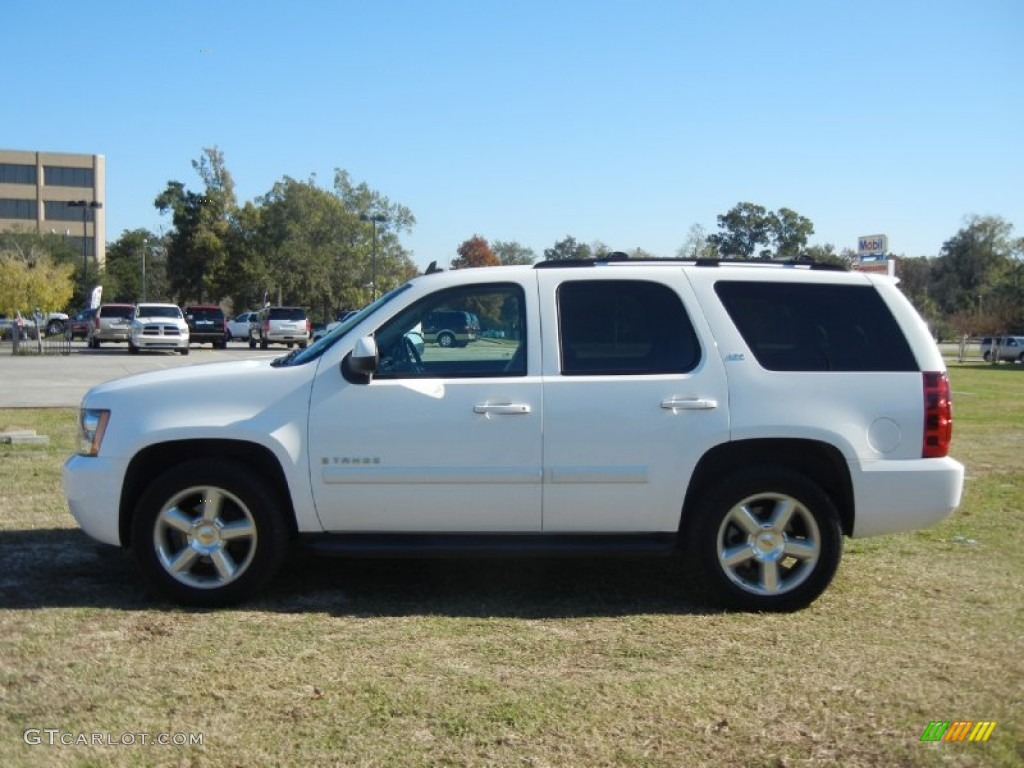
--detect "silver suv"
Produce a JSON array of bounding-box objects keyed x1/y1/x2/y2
[
  {"x1": 87, "y1": 303, "x2": 135, "y2": 348},
  {"x1": 249, "y1": 306, "x2": 310, "y2": 349},
  {"x1": 980, "y1": 335, "x2": 1024, "y2": 362},
  {"x1": 64, "y1": 259, "x2": 963, "y2": 610}
]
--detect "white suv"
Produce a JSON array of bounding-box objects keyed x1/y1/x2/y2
[{"x1": 63, "y1": 259, "x2": 963, "y2": 610}]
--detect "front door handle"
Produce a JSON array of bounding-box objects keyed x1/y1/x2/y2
[
  {"x1": 660, "y1": 397, "x2": 718, "y2": 412},
  {"x1": 474, "y1": 403, "x2": 532, "y2": 415}
]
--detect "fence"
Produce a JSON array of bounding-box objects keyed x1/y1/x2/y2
[{"x1": 2, "y1": 326, "x2": 72, "y2": 356}]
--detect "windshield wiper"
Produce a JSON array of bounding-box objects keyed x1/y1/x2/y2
[{"x1": 270, "y1": 348, "x2": 301, "y2": 367}]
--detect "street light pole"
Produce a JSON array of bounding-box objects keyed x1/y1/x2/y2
[
  {"x1": 141, "y1": 238, "x2": 148, "y2": 301},
  {"x1": 360, "y1": 213, "x2": 387, "y2": 301},
  {"x1": 67, "y1": 200, "x2": 103, "y2": 304}
]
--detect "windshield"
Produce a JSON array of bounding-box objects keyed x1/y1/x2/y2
[
  {"x1": 135, "y1": 306, "x2": 181, "y2": 319},
  {"x1": 276, "y1": 283, "x2": 413, "y2": 367}
]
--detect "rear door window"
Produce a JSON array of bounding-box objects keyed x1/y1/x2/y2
[
  {"x1": 714, "y1": 281, "x2": 918, "y2": 372},
  {"x1": 557, "y1": 280, "x2": 700, "y2": 375}
]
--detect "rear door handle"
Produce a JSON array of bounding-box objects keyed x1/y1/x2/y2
[
  {"x1": 474, "y1": 403, "x2": 532, "y2": 415},
  {"x1": 660, "y1": 397, "x2": 718, "y2": 412}
]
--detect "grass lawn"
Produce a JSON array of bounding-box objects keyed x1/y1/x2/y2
[{"x1": 1, "y1": 365, "x2": 1021, "y2": 767}]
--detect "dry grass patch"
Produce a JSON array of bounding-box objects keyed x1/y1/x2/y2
[{"x1": 1, "y1": 368, "x2": 1022, "y2": 767}]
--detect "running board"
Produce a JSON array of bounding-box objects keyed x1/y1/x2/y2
[{"x1": 298, "y1": 533, "x2": 678, "y2": 559}]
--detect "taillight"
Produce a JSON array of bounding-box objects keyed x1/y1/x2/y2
[
  {"x1": 92, "y1": 316, "x2": 99, "y2": 330},
  {"x1": 306, "y1": 318, "x2": 311, "y2": 334},
  {"x1": 263, "y1": 320, "x2": 270, "y2": 333},
  {"x1": 923, "y1": 372, "x2": 952, "y2": 458}
]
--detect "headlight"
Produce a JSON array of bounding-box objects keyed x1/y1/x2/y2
[{"x1": 78, "y1": 408, "x2": 110, "y2": 456}]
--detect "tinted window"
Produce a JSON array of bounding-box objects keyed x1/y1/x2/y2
[
  {"x1": 136, "y1": 306, "x2": 181, "y2": 319},
  {"x1": 101, "y1": 305, "x2": 135, "y2": 319},
  {"x1": 268, "y1": 307, "x2": 306, "y2": 320},
  {"x1": 714, "y1": 281, "x2": 918, "y2": 372},
  {"x1": 188, "y1": 308, "x2": 224, "y2": 322},
  {"x1": 557, "y1": 280, "x2": 700, "y2": 375}
]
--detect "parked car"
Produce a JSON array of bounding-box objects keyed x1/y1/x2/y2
[
  {"x1": 129, "y1": 303, "x2": 190, "y2": 355},
  {"x1": 184, "y1": 305, "x2": 228, "y2": 349},
  {"x1": 0, "y1": 313, "x2": 39, "y2": 341},
  {"x1": 249, "y1": 306, "x2": 310, "y2": 349},
  {"x1": 422, "y1": 309, "x2": 480, "y2": 347},
  {"x1": 68, "y1": 308, "x2": 97, "y2": 340},
  {"x1": 65, "y1": 259, "x2": 964, "y2": 610},
  {"x1": 87, "y1": 304, "x2": 135, "y2": 348},
  {"x1": 980, "y1": 335, "x2": 1024, "y2": 362},
  {"x1": 312, "y1": 310, "x2": 361, "y2": 342},
  {"x1": 226, "y1": 311, "x2": 257, "y2": 341}
]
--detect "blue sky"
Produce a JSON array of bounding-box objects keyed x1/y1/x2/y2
[{"x1": 6, "y1": 0, "x2": 1022, "y2": 269}]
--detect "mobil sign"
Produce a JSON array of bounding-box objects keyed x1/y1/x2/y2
[{"x1": 858, "y1": 234, "x2": 888, "y2": 260}]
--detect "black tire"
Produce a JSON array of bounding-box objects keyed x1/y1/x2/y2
[
  {"x1": 131, "y1": 459, "x2": 289, "y2": 606},
  {"x1": 260, "y1": 338, "x2": 268, "y2": 350},
  {"x1": 128, "y1": 341, "x2": 139, "y2": 355},
  {"x1": 681, "y1": 466, "x2": 843, "y2": 612},
  {"x1": 438, "y1": 331, "x2": 455, "y2": 348},
  {"x1": 46, "y1": 320, "x2": 64, "y2": 336},
  {"x1": 248, "y1": 336, "x2": 256, "y2": 349},
  {"x1": 180, "y1": 347, "x2": 189, "y2": 355},
  {"x1": 983, "y1": 351, "x2": 991, "y2": 362}
]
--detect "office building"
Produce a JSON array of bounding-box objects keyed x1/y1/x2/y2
[{"x1": 0, "y1": 148, "x2": 106, "y2": 266}]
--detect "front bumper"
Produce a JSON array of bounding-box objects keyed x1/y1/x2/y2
[
  {"x1": 132, "y1": 329, "x2": 188, "y2": 349},
  {"x1": 63, "y1": 455, "x2": 127, "y2": 546}
]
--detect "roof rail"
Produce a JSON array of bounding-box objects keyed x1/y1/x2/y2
[{"x1": 534, "y1": 256, "x2": 847, "y2": 271}]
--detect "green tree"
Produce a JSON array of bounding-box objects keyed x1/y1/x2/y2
[
  {"x1": 771, "y1": 208, "x2": 815, "y2": 258},
  {"x1": 930, "y1": 216, "x2": 1016, "y2": 327},
  {"x1": 154, "y1": 147, "x2": 238, "y2": 304},
  {"x1": 492, "y1": 240, "x2": 535, "y2": 265},
  {"x1": 104, "y1": 228, "x2": 165, "y2": 302},
  {"x1": 707, "y1": 202, "x2": 774, "y2": 258},
  {"x1": 543, "y1": 235, "x2": 592, "y2": 261},
  {"x1": 452, "y1": 236, "x2": 499, "y2": 269}
]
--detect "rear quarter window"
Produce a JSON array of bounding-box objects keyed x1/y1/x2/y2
[{"x1": 714, "y1": 281, "x2": 918, "y2": 372}]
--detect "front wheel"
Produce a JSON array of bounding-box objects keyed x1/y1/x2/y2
[
  {"x1": 681, "y1": 466, "x2": 842, "y2": 612},
  {"x1": 131, "y1": 460, "x2": 289, "y2": 606}
]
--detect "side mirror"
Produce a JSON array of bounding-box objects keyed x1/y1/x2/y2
[{"x1": 342, "y1": 335, "x2": 379, "y2": 384}]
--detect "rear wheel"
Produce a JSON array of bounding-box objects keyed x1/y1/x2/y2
[
  {"x1": 681, "y1": 466, "x2": 842, "y2": 611},
  {"x1": 128, "y1": 341, "x2": 139, "y2": 355},
  {"x1": 131, "y1": 460, "x2": 289, "y2": 606},
  {"x1": 438, "y1": 331, "x2": 455, "y2": 348}
]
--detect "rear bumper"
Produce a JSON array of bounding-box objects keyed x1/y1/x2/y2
[{"x1": 851, "y1": 456, "x2": 965, "y2": 538}]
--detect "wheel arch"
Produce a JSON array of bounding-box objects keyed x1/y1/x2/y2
[
  {"x1": 681, "y1": 438, "x2": 854, "y2": 537},
  {"x1": 119, "y1": 439, "x2": 298, "y2": 547}
]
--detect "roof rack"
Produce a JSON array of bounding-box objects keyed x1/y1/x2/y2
[{"x1": 534, "y1": 257, "x2": 847, "y2": 271}]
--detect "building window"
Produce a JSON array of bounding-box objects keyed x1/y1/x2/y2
[
  {"x1": 0, "y1": 198, "x2": 38, "y2": 220},
  {"x1": 44, "y1": 200, "x2": 97, "y2": 222},
  {"x1": 43, "y1": 166, "x2": 94, "y2": 188},
  {"x1": 0, "y1": 164, "x2": 37, "y2": 184}
]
